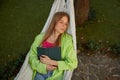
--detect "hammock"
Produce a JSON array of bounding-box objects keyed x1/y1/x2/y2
[{"x1": 14, "y1": 0, "x2": 76, "y2": 80}]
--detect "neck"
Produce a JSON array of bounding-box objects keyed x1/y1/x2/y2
[
  {"x1": 52, "y1": 31, "x2": 60, "y2": 38},
  {"x1": 49, "y1": 31, "x2": 60, "y2": 42}
]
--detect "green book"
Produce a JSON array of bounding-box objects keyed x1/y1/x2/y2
[{"x1": 37, "y1": 47, "x2": 61, "y2": 61}]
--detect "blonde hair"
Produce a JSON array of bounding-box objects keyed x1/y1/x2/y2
[{"x1": 40, "y1": 12, "x2": 70, "y2": 46}]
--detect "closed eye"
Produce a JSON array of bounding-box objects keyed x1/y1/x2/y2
[{"x1": 59, "y1": 21, "x2": 63, "y2": 24}]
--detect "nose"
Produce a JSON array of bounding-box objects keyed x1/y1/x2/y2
[{"x1": 62, "y1": 22, "x2": 66, "y2": 28}]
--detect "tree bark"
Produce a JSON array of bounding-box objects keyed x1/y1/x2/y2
[{"x1": 74, "y1": 0, "x2": 90, "y2": 26}]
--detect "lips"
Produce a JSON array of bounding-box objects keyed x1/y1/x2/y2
[{"x1": 60, "y1": 28, "x2": 65, "y2": 31}]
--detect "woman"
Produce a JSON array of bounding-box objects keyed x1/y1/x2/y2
[{"x1": 29, "y1": 12, "x2": 78, "y2": 80}]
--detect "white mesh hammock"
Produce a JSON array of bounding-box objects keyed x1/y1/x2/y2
[{"x1": 14, "y1": 0, "x2": 77, "y2": 80}]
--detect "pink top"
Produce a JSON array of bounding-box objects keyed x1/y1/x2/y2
[{"x1": 42, "y1": 41, "x2": 55, "y2": 48}]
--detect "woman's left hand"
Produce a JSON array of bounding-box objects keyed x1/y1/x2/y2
[{"x1": 40, "y1": 55, "x2": 52, "y2": 65}]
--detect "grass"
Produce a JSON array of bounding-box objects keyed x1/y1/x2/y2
[
  {"x1": 77, "y1": 0, "x2": 120, "y2": 46},
  {"x1": 0, "y1": 0, "x2": 120, "y2": 79},
  {"x1": 0, "y1": 0, "x2": 53, "y2": 69}
]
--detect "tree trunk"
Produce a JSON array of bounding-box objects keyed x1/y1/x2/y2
[{"x1": 74, "y1": 0, "x2": 90, "y2": 26}]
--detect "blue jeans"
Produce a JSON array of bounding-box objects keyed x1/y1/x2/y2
[{"x1": 34, "y1": 71, "x2": 53, "y2": 80}]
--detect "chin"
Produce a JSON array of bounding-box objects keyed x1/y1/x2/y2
[
  {"x1": 60, "y1": 31, "x2": 65, "y2": 34},
  {"x1": 60, "y1": 30, "x2": 65, "y2": 33}
]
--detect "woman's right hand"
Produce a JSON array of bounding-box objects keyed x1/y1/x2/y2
[{"x1": 46, "y1": 64, "x2": 57, "y2": 71}]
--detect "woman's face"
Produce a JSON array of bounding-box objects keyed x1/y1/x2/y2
[{"x1": 54, "y1": 16, "x2": 69, "y2": 34}]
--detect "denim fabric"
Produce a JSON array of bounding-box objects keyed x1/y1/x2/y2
[{"x1": 34, "y1": 71, "x2": 53, "y2": 80}]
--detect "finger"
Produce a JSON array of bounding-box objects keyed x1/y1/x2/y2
[
  {"x1": 40, "y1": 57, "x2": 44, "y2": 61},
  {"x1": 42, "y1": 55, "x2": 50, "y2": 58},
  {"x1": 41, "y1": 55, "x2": 46, "y2": 57},
  {"x1": 40, "y1": 56, "x2": 43, "y2": 59},
  {"x1": 41, "y1": 55, "x2": 46, "y2": 58},
  {"x1": 41, "y1": 55, "x2": 48, "y2": 58},
  {"x1": 52, "y1": 66, "x2": 57, "y2": 69}
]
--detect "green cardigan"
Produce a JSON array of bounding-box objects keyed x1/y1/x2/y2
[{"x1": 29, "y1": 33, "x2": 78, "y2": 80}]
